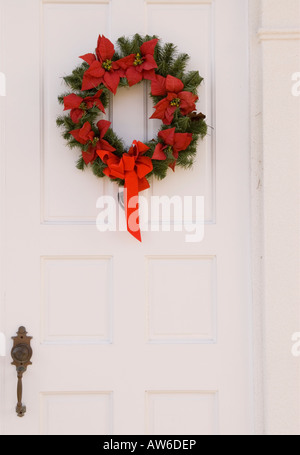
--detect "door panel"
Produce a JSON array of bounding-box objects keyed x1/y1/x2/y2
[
  {"x1": 0, "y1": 0, "x2": 252, "y2": 435},
  {"x1": 43, "y1": 2, "x2": 110, "y2": 223},
  {"x1": 146, "y1": 1, "x2": 214, "y2": 223}
]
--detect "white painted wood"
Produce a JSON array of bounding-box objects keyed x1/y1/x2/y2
[
  {"x1": 0, "y1": 0, "x2": 253, "y2": 435},
  {"x1": 0, "y1": 2, "x2": 6, "y2": 438},
  {"x1": 259, "y1": 0, "x2": 300, "y2": 436},
  {"x1": 147, "y1": 256, "x2": 216, "y2": 343},
  {"x1": 146, "y1": 391, "x2": 218, "y2": 435},
  {"x1": 0, "y1": 333, "x2": 5, "y2": 357},
  {"x1": 146, "y1": 1, "x2": 215, "y2": 223},
  {"x1": 43, "y1": 3, "x2": 109, "y2": 222},
  {"x1": 249, "y1": 0, "x2": 265, "y2": 434},
  {"x1": 41, "y1": 257, "x2": 113, "y2": 344},
  {"x1": 249, "y1": 0, "x2": 300, "y2": 435},
  {"x1": 41, "y1": 392, "x2": 113, "y2": 435}
]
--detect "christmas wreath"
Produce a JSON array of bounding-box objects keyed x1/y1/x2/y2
[{"x1": 57, "y1": 34, "x2": 207, "y2": 241}]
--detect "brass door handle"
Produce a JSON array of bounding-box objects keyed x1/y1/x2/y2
[{"x1": 11, "y1": 327, "x2": 32, "y2": 417}]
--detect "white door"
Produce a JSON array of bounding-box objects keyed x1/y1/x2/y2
[{"x1": 0, "y1": 0, "x2": 252, "y2": 435}]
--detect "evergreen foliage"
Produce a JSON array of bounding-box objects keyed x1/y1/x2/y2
[{"x1": 57, "y1": 34, "x2": 208, "y2": 185}]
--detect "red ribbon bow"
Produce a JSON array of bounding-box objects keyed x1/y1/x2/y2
[{"x1": 97, "y1": 141, "x2": 153, "y2": 242}]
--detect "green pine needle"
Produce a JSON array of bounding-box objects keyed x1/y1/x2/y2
[{"x1": 76, "y1": 156, "x2": 86, "y2": 170}]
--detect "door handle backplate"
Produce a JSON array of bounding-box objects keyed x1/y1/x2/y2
[{"x1": 11, "y1": 327, "x2": 32, "y2": 417}]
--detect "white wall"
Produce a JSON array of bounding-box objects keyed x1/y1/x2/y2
[{"x1": 251, "y1": 0, "x2": 300, "y2": 435}]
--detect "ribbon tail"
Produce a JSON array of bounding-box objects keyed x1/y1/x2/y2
[{"x1": 124, "y1": 171, "x2": 142, "y2": 242}]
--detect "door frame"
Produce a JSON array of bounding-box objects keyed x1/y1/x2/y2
[
  {"x1": 249, "y1": 0, "x2": 264, "y2": 435},
  {"x1": 0, "y1": 0, "x2": 7, "y2": 435},
  {"x1": 0, "y1": 0, "x2": 267, "y2": 435},
  {"x1": 249, "y1": 0, "x2": 300, "y2": 436}
]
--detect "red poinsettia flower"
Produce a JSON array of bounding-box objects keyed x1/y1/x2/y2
[
  {"x1": 152, "y1": 127, "x2": 193, "y2": 171},
  {"x1": 81, "y1": 35, "x2": 131, "y2": 94},
  {"x1": 117, "y1": 39, "x2": 159, "y2": 87},
  {"x1": 70, "y1": 120, "x2": 115, "y2": 165},
  {"x1": 63, "y1": 90, "x2": 105, "y2": 123},
  {"x1": 150, "y1": 75, "x2": 198, "y2": 125}
]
